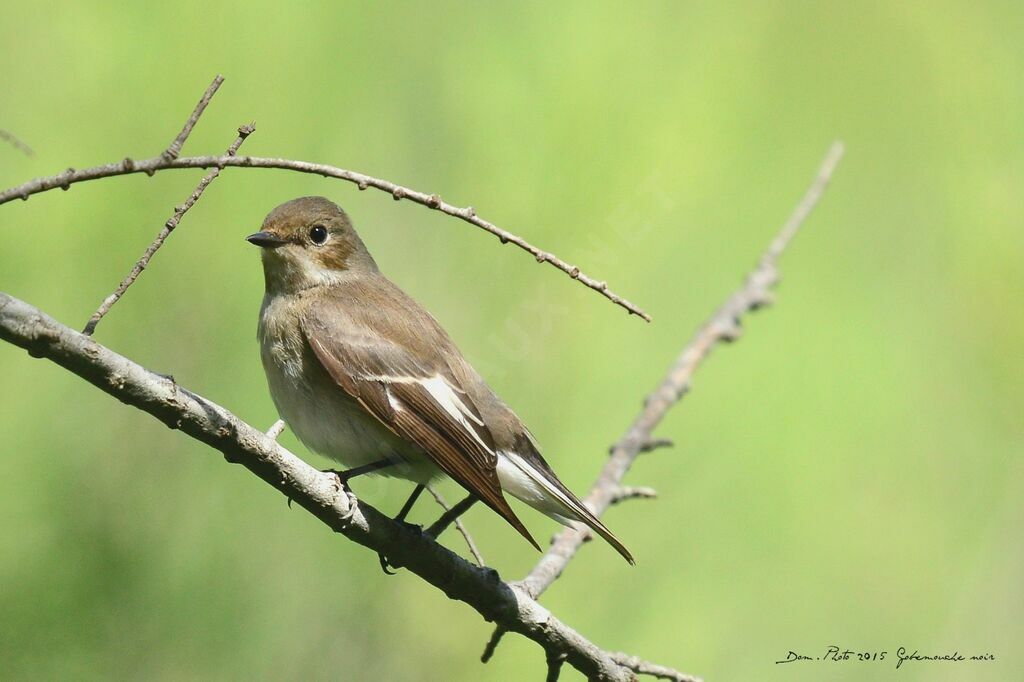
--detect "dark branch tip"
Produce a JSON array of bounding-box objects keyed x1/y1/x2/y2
[{"x1": 640, "y1": 437, "x2": 674, "y2": 453}]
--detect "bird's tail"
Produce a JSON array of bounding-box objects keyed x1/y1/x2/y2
[{"x1": 497, "y1": 451, "x2": 634, "y2": 564}]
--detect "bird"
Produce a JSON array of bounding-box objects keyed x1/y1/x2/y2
[{"x1": 248, "y1": 196, "x2": 632, "y2": 565}]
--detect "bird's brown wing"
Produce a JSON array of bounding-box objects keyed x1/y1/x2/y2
[{"x1": 301, "y1": 300, "x2": 540, "y2": 551}]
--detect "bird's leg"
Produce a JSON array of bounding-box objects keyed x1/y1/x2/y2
[
  {"x1": 394, "y1": 483, "x2": 426, "y2": 523},
  {"x1": 378, "y1": 483, "x2": 426, "y2": 575},
  {"x1": 325, "y1": 458, "x2": 395, "y2": 489},
  {"x1": 424, "y1": 494, "x2": 478, "y2": 540}
]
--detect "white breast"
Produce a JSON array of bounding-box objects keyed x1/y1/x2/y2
[{"x1": 257, "y1": 295, "x2": 439, "y2": 484}]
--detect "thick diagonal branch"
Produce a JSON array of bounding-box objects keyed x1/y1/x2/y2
[{"x1": 0, "y1": 291, "x2": 689, "y2": 682}]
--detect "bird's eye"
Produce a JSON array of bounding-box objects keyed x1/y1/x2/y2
[{"x1": 309, "y1": 225, "x2": 329, "y2": 245}]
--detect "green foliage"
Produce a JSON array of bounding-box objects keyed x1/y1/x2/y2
[{"x1": 1, "y1": 2, "x2": 1020, "y2": 680}]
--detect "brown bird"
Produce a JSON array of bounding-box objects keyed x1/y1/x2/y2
[{"x1": 248, "y1": 196, "x2": 632, "y2": 565}]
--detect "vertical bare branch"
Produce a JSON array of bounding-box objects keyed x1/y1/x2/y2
[{"x1": 82, "y1": 123, "x2": 254, "y2": 335}]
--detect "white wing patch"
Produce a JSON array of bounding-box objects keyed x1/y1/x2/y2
[
  {"x1": 379, "y1": 374, "x2": 491, "y2": 452},
  {"x1": 497, "y1": 450, "x2": 577, "y2": 525},
  {"x1": 369, "y1": 370, "x2": 587, "y2": 529},
  {"x1": 421, "y1": 376, "x2": 485, "y2": 427}
]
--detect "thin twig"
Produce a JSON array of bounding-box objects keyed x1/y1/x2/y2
[
  {"x1": 162, "y1": 76, "x2": 224, "y2": 161},
  {"x1": 0, "y1": 154, "x2": 650, "y2": 322},
  {"x1": 517, "y1": 141, "x2": 844, "y2": 601},
  {"x1": 0, "y1": 129, "x2": 34, "y2": 157},
  {"x1": 424, "y1": 494, "x2": 476, "y2": 540},
  {"x1": 546, "y1": 651, "x2": 567, "y2": 682},
  {"x1": 0, "y1": 291, "x2": 685, "y2": 682},
  {"x1": 636, "y1": 437, "x2": 674, "y2": 454},
  {"x1": 610, "y1": 652, "x2": 704, "y2": 682},
  {"x1": 82, "y1": 124, "x2": 254, "y2": 335},
  {"x1": 426, "y1": 486, "x2": 485, "y2": 566},
  {"x1": 609, "y1": 486, "x2": 658, "y2": 505},
  {"x1": 481, "y1": 626, "x2": 508, "y2": 663}
]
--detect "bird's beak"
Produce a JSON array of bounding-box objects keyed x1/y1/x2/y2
[{"x1": 246, "y1": 231, "x2": 289, "y2": 249}]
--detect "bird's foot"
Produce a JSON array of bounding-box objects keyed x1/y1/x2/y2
[
  {"x1": 324, "y1": 469, "x2": 354, "y2": 492},
  {"x1": 378, "y1": 553, "x2": 398, "y2": 575},
  {"x1": 323, "y1": 459, "x2": 395, "y2": 492}
]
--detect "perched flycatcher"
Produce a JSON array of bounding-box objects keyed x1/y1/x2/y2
[{"x1": 249, "y1": 196, "x2": 632, "y2": 563}]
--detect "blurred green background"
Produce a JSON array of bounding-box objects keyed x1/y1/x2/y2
[{"x1": 1, "y1": 2, "x2": 1021, "y2": 680}]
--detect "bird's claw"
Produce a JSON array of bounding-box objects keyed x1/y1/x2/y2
[
  {"x1": 378, "y1": 553, "x2": 398, "y2": 575},
  {"x1": 324, "y1": 469, "x2": 352, "y2": 492},
  {"x1": 376, "y1": 520, "x2": 422, "y2": 575}
]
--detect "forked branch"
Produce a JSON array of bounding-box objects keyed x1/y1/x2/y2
[
  {"x1": 0, "y1": 292, "x2": 683, "y2": 681},
  {"x1": 83, "y1": 123, "x2": 254, "y2": 335},
  {"x1": 0, "y1": 77, "x2": 649, "y2": 322}
]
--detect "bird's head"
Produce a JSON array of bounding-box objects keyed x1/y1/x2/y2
[{"x1": 247, "y1": 196, "x2": 377, "y2": 294}]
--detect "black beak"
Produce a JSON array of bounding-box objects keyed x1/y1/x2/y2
[{"x1": 246, "y1": 231, "x2": 289, "y2": 248}]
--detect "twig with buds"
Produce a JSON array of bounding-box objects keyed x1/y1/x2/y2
[
  {"x1": 0, "y1": 78, "x2": 649, "y2": 322},
  {"x1": 514, "y1": 142, "x2": 844, "y2": 607}
]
